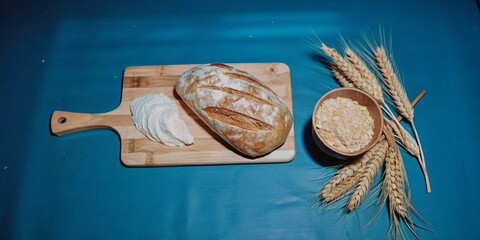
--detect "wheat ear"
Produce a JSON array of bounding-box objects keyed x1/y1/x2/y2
[
  {"x1": 321, "y1": 145, "x2": 379, "y2": 203},
  {"x1": 320, "y1": 168, "x2": 354, "y2": 198},
  {"x1": 320, "y1": 160, "x2": 362, "y2": 198},
  {"x1": 385, "y1": 119, "x2": 420, "y2": 157},
  {"x1": 345, "y1": 47, "x2": 384, "y2": 104},
  {"x1": 383, "y1": 124, "x2": 423, "y2": 239},
  {"x1": 347, "y1": 139, "x2": 388, "y2": 211},
  {"x1": 374, "y1": 46, "x2": 430, "y2": 193},
  {"x1": 374, "y1": 47, "x2": 414, "y2": 120},
  {"x1": 383, "y1": 125, "x2": 409, "y2": 218},
  {"x1": 322, "y1": 172, "x2": 361, "y2": 203},
  {"x1": 330, "y1": 66, "x2": 355, "y2": 88},
  {"x1": 320, "y1": 43, "x2": 370, "y2": 91}
]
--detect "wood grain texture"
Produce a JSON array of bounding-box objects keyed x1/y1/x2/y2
[{"x1": 50, "y1": 63, "x2": 295, "y2": 166}]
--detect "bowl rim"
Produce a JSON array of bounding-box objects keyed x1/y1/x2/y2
[{"x1": 312, "y1": 87, "x2": 384, "y2": 157}]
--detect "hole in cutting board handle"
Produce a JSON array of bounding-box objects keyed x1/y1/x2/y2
[{"x1": 58, "y1": 117, "x2": 67, "y2": 124}]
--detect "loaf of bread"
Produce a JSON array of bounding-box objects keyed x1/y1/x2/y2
[{"x1": 175, "y1": 63, "x2": 293, "y2": 157}]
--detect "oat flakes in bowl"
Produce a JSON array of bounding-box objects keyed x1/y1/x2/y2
[{"x1": 312, "y1": 88, "x2": 383, "y2": 159}]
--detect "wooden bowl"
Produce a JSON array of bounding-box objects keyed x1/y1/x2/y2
[{"x1": 312, "y1": 88, "x2": 384, "y2": 160}]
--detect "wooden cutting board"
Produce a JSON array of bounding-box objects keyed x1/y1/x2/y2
[{"x1": 50, "y1": 63, "x2": 295, "y2": 166}]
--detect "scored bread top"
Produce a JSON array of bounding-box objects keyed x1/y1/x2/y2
[{"x1": 175, "y1": 63, "x2": 293, "y2": 157}]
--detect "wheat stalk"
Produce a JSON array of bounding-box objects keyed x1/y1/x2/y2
[
  {"x1": 330, "y1": 66, "x2": 355, "y2": 88},
  {"x1": 347, "y1": 139, "x2": 388, "y2": 211},
  {"x1": 382, "y1": 124, "x2": 424, "y2": 239},
  {"x1": 345, "y1": 47, "x2": 384, "y2": 104},
  {"x1": 410, "y1": 121, "x2": 429, "y2": 192},
  {"x1": 374, "y1": 47, "x2": 413, "y2": 121},
  {"x1": 374, "y1": 46, "x2": 430, "y2": 193},
  {"x1": 385, "y1": 119, "x2": 420, "y2": 157}
]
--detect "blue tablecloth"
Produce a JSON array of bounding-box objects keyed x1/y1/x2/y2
[{"x1": 1, "y1": 0, "x2": 479, "y2": 239}]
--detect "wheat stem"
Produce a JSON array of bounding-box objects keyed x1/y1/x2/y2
[
  {"x1": 385, "y1": 119, "x2": 420, "y2": 157},
  {"x1": 381, "y1": 104, "x2": 416, "y2": 151},
  {"x1": 375, "y1": 47, "x2": 430, "y2": 193},
  {"x1": 411, "y1": 121, "x2": 430, "y2": 193}
]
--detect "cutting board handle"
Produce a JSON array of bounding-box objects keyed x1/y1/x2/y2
[{"x1": 50, "y1": 111, "x2": 113, "y2": 136}]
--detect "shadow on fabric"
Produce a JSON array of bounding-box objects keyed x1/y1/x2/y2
[{"x1": 303, "y1": 119, "x2": 347, "y2": 167}]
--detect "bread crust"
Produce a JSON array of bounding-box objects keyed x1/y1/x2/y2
[{"x1": 175, "y1": 63, "x2": 293, "y2": 157}]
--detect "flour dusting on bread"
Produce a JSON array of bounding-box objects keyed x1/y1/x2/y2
[{"x1": 175, "y1": 63, "x2": 292, "y2": 157}]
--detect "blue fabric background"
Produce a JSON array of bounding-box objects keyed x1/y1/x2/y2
[{"x1": 1, "y1": 0, "x2": 479, "y2": 239}]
